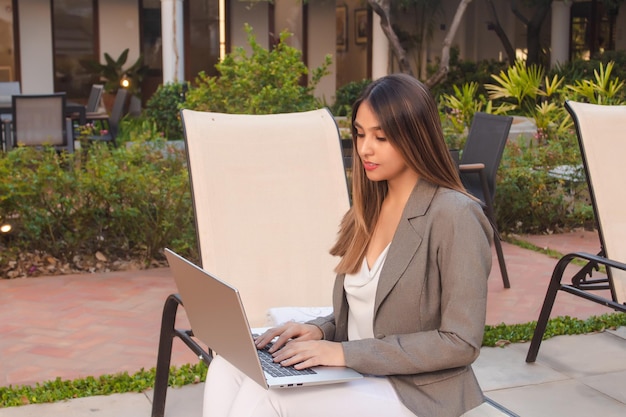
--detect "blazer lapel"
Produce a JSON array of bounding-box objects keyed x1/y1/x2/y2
[{"x1": 374, "y1": 180, "x2": 438, "y2": 315}]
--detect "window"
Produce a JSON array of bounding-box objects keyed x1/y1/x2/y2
[
  {"x1": 570, "y1": 0, "x2": 616, "y2": 60},
  {"x1": 52, "y1": 0, "x2": 97, "y2": 99}
]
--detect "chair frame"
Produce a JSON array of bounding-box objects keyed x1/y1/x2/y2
[
  {"x1": 85, "y1": 84, "x2": 105, "y2": 113},
  {"x1": 152, "y1": 294, "x2": 212, "y2": 417},
  {"x1": 84, "y1": 88, "x2": 128, "y2": 146},
  {"x1": 526, "y1": 100, "x2": 626, "y2": 363},
  {"x1": 458, "y1": 112, "x2": 513, "y2": 288}
]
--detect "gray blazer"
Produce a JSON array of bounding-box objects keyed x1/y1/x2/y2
[{"x1": 309, "y1": 179, "x2": 493, "y2": 417}]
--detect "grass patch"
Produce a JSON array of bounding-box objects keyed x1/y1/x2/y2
[
  {"x1": 483, "y1": 312, "x2": 626, "y2": 347},
  {"x1": 505, "y1": 233, "x2": 607, "y2": 273},
  {"x1": 1, "y1": 313, "x2": 625, "y2": 408},
  {"x1": 505, "y1": 235, "x2": 565, "y2": 259},
  {"x1": 0, "y1": 362, "x2": 207, "y2": 408}
]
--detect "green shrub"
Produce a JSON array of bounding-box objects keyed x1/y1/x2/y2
[
  {"x1": 550, "y1": 50, "x2": 626, "y2": 102},
  {"x1": 435, "y1": 58, "x2": 626, "y2": 234},
  {"x1": 0, "y1": 142, "x2": 196, "y2": 269},
  {"x1": 184, "y1": 24, "x2": 332, "y2": 114},
  {"x1": 115, "y1": 116, "x2": 163, "y2": 145},
  {"x1": 145, "y1": 82, "x2": 187, "y2": 140},
  {"x1": 495, "y1": 132, "x2": 593, "y2": 233},
  {"x1": 330, "y1": 79, "x2": 372, "y2": 117},
  {"x1": 0, "y1": 362, "x2": 208, "y2": 407},
  {"x1": 430, "y1": 48, "x2": 509, "y2": 99}
]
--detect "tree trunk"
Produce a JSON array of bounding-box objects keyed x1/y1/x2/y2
[
  {"x1": 485, "y1": 0, "x2": 516, "y2": 64},
  {"x1": 425, "y1": 0, "x2": 473, "y2": 88},
  {"x1": 419, "y1": 22, "x2": 429, "y2": 80},
  {"x1": 368, "y1": 0, "x2": 414, "y2": 76},
  {"x1": 511, "y1": 0, "x2": 552, "y2": 66}
]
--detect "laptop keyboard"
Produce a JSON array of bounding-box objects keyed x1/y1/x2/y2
[{"x1": 257, "y1": 344, "x2": 316, "y2": 378}]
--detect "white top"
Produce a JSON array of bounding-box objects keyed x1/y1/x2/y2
[{"x1": 344, "y1": 243, "x2": 391, "y2": 340}]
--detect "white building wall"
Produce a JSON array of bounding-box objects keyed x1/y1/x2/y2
[
  {"x1": 470, "y1": 0, "x2": 515, "y2": 63},
  {"x1": 421, "y1": 0, "x2": 515, "y2": 68},
  {"x1": 98, "y1": 0, "x2": 141, "y2": 68},
  {"x1": 307, "y1": 0, "x2": 335, "y2": 103},
  {"x1": 18, "y1": 0, "x2": 54, "y2": 93}
]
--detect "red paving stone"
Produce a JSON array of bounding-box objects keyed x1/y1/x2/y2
[{"x1": 0, "y1": 231, "x2": 617, "y2": 389}]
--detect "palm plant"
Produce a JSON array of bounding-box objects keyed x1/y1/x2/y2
[
  {"x1": 567, "y1": 61, "x2": 625, "y2": 104},
  {"x1": 485, "y1": 60, "x2": 545, "y2": 116}
]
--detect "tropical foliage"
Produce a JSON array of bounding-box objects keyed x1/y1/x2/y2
[{"x1": 184, "y1": 24, "x2": 331, "y2": 115}]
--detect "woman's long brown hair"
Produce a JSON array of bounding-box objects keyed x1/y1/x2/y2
[{"x1": 330, "y1": 74, "x2": 472, "y2": 274}]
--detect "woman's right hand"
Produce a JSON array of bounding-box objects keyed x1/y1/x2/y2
[{"x1": 254, "y1": 322, "x2": 323, "y2": 353}]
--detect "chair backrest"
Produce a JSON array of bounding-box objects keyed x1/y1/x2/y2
[
  {"x1": 0, "y1": 81, "x2": 21, "y2": 107},
  {"x1": 460, "y1": 112, "x2": 513, "y2": 202},
  {"x1": 86, "y1": 84, "x2": 104, "y2": 113},
  {"x1": 11, "y1": 93, "x2": 73, "y2": 152},
  {"x1": 127, "y1": 95, "x2": 142, "y2": 117},
  {"x1": 109, "y1": 88, "x2": 128, "y2": 137},
  {"x1": 0, "y1": 81, "x2": 20, "y2": 95},
  {"x1": 181, "y1": 108, "x2": 350, "y2": 326},
  {"x1": 565, "y1": 100, "x2": 626, "y2": 304}
]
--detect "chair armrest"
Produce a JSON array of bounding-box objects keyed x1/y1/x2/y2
[
  {"x1": 85, "y1": 111, "x2": 109, "y2": 120},
  {"x1": 458, "y1": 163, "x2": 485, "y2": 173}
]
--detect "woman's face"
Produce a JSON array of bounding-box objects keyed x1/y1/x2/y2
[{"x1": 354, "y1": 101, "x2": 415, "y2": 185}]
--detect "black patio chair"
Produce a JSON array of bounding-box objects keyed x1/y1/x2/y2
[
  {"x1": 526, "y1": 100, "x2": 626, "y2": 363},
  {"x1": 85, "y1": 83, "x2": 105, "y2": 113},
  {"x1": 458, "y1": 112, "x2": 513, "y2": 288},
  {"x1": 83, "y1": 88, "x2": 128, "y2": 146}
]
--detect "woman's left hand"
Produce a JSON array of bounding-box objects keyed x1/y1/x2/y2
[{"x1": 271, "y1": 340, "x2": 345, "y2": 370}]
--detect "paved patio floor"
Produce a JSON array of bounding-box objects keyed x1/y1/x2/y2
[{"x1": 1, "y1": 229, "x2": 624, "y2": 417}]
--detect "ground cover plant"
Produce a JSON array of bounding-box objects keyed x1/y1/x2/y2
[
  {"x1": 0, "y1": 140, "x2": 197, "y2": 277},
  {"x1": 184, "y1": 24, "x2": 331, "y2": 115}
]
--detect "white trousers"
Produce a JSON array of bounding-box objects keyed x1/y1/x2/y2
[{"x1": 203, "y1": 355, "x2": 417, "y2": 417}]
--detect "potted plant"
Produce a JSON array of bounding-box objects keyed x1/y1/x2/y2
[{"x1": 81, "y1": 49, "x2": 147, "y2": 110}]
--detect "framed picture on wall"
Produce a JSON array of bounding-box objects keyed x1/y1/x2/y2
[
  {"x1": 336, "y1": 5, "x2": 348, "y2": 52},
  {"x1": 355, "y1": 9, "x2": 368, "y2": 45}
]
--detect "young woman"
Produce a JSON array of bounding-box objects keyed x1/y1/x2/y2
[{"x1": 203, "y1": 74, "x2": 493, "y2": 417}]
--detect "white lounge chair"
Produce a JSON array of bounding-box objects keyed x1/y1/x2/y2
[
  {"x1": 526, "y1": 100, "x2": 626, "y2": 363},
  {"x1": 151, "y1": 107, "x2": 519, "y2": 417}
]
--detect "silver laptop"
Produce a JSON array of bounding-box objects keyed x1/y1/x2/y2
[{"x1": 164, "y1": 248, "x2": 363, "y2": 389}]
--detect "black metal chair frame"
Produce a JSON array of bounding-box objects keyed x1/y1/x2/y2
[
  {"x1": 458, "y1": 112, "x2": 513, "y2": 288},
  {"x1": 85, "y1": 84, "x2": 104, "y2": 113},
  {"x1": 152, "y1": 294, "x2": 212, "y2": 417},
  {"x1": 84, "y1": 88, "x2": 128, "y2": 146},
  {"x1": 526, "y1": 101, "x2": 626, "y2": 363},
  {"x1": 525, "y1": 251, "x2": 626, "y2": 362}
]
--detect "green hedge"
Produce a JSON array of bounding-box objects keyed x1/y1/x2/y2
[{"x1": 0, "y1": 141, "x2": 197, "y2": 269}]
